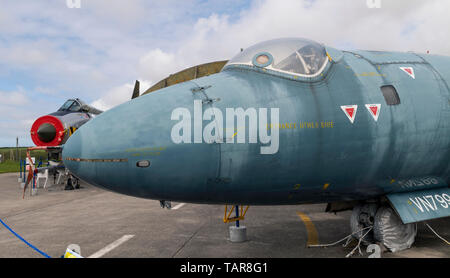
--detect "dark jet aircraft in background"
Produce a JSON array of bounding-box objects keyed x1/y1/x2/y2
[
  {"x1": 28, "y1": 83, "x2": 142, "y2": 190},
  {"x1": 31, "y1": 98, "x2": 103, "y2": 147},
  {"x1": 62, "y1": 38, "x2": 449, "y2": 252},
  {"x1": 29, "y1": 98, "x2": 103, "y2": 189}
]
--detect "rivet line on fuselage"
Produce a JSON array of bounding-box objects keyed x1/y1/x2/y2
[{"x1": 65, "y1": 157, "x2": 128, "y2": 163}]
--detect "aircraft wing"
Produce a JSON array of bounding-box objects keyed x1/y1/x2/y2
[{"x1": 387, "y1": 187, "x2": 450, "y2": 224}]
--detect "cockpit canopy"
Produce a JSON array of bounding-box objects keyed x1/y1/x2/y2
[
  {"x1": 223, "y1": 38, "x2": 329, "y2": 78},
  {"x1": 58, "y1": 99, "x2": 86, "y2": 112}
]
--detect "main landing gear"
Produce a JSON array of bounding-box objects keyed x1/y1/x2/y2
[{"x1": 350, "y1": 201, "x2": 417, "y2": 252}]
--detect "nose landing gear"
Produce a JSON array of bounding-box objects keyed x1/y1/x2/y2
[
  {"x1": 224, "y1": 205, "x2": 250, "y2": 243},
  {"x1": 65, "y1": 175, "x2": 80, "y2": 190}
]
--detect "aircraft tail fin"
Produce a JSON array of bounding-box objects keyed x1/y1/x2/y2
[{"x1": 132, "y1": 80, "x2": 140, "y2": 99}]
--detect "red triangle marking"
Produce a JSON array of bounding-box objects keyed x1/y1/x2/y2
[
  {"x1": 370, "y1": 106, "x2": 378, "y2": 116},
  {"x1": 345, "y1": 108, "x2": 354, "y2": 118},
  {"x1": 404, "y1": 68, "x2": 412, "y2": 75}
]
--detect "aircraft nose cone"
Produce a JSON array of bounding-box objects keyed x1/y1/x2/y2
[
  {"x1": 37, "y1": 123, "x2": 56, "y2": 143},
  {"x1": 62, "y1": 80, "x2": 220, "y2": 202}
]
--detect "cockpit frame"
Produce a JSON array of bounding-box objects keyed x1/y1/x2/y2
[
  {"x1": 58, "y1": 98, "x2": 86, "y2": 113},
  {"x1": 222, "y1": 38, "x2": 332, "y2": 82}
]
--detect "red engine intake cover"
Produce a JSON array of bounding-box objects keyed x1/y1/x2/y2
[{"x1": 30, "y1": 115, "x2": 65, "y2": 146}]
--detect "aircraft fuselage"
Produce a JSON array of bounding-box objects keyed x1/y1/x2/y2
[{"x1": 62, "y1": 42, "x2": 450, "y2": 206}]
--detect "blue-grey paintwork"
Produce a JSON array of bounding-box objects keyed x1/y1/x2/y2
[
  {"x1": 62, "y1": 42, "x2": 450, "y2": 208},
  {"x1": 387, "y1": 187, "x2": 450, "y2": 224}
]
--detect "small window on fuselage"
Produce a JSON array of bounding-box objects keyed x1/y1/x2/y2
[{"x1": 381, "y1": 85, "x2": 401, "y2": 105}]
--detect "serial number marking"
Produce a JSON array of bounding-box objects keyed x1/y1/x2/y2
[
  {"x1": 408, "y1": 193, "x2": 450, "y2": 213},
  {"x1": 397, "y1": 177, "x2": 440, "y2": 189}
]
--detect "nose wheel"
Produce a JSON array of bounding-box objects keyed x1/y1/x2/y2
[{"x1": 350, "y1": 202, "x2": 417, "y2": 252}]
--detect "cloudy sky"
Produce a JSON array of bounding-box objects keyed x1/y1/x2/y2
[{"x1": 0, "y1": 0, "x2": 448, "y2": 146}]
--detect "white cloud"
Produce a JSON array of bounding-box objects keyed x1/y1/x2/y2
[
  {"x1": 170, "y1": 0, "x2": 444, "y2": 60},
  {"x1": 0, "y1": 90, "x2": 30, "y2": 106},
  {"x1": 138, "y1": 49, "x2": 181, "y2": 84},
  {"x1": 128, "y1": 0, "x2": 450, "y2": 96},
  {"x1": 91, "y1": 83, "x2": 135, "y2": 112},
  {"x1": 0, "y1": 89, "x2": 43, "y2": 146},
  {"x1": 79, "y1": 0, "x2": 450, "y2": 112},
  {"x1": 91, "y1": 80, "x2": 151, "y2": 111}
]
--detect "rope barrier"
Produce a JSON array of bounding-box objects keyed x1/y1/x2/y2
[
  {"x1": 308, "y1": 225, "x2": 373, "y2": 248},
  {"x1": 345, "y1": 226, "x2": 373, "y2": 258},
  {"x1": 0, "y1": 218, "x2": 51, "y2": 258},
  {"x1": 425, "y1": 222, "x2": 450, "y2": 245},
  {"x1": 308, "y1": 221, "x2": 449, "y2": 257}
]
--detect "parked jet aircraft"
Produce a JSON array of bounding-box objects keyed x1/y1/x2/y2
[
  {"x1": 30, "y1": 98, "x2": 102, "y2": 148},
  {"x1": 62, "y1": 38, "x2": 450, "y2": 252},
  {"x1": 28, "y1": 98, "x2": 103, "y2": 189},
  {"x1": 27, "y1": 86, "x2": 143, "y2": 190}
]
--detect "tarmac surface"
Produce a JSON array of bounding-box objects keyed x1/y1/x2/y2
[{"x1": 0, "y1": 172, "x2": 449, "y2": 258}]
